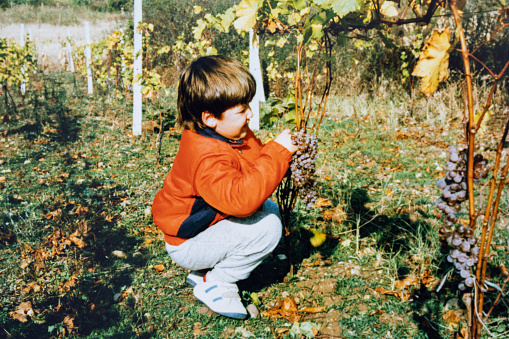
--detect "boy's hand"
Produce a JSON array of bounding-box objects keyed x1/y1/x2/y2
[{"x1": 274, "y1": 129, "x2": 299, "y2": 154}]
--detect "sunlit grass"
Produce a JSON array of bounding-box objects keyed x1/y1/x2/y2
[{"x1": 0, "y1": 71, "x2": 507, "y2": 338}]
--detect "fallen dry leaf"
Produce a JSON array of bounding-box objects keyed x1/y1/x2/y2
[
  {"x1": 299, "y1": 306, "x2": 326, "y2": 314},
  {"x1": 322, "y1": 205, "x2": 345, "y2": 223},
  {"x1": 374, "y1": 286, "x2": 409, "y2": 301},
  {"x1": 456, "y1": 328, "x2": 468, "y2": 339},
  {"x1": 421, "y1": 268, "x2": 436, "y2": 285},
  {"x1": 23, "y1": 282, "x2": 41, "y2": 293},
  {"x1": 60, "y1": 276, "x2": 79, "y2": 293},
  {"x1": 74, "y1": 204, "x2": 89, "y2": 215},
  {"x1": 10, "y1": 302, "x2": 34, "y2": 323},
  {"x1": 197, "y1": 305, "x2": 217, "y2": 317},
  {"x1": 69, "y1": 231, "x2": 86, "y2": 248},
  {"x1": 193, "y1": 322, "x2": 205, "y2": 336},
  {"x1": 42, "y1": 209, "x2": 62, "y2": 220},
  {"x1": 20, "y1": 259, "x2": 31, "y2": 269},
  {"x1": 443, "y1": 309, "x2": 463, "y2": 329},
  {"x1": 153, "y1": 264, "x2": 165, "y2": 272},
  {"x1": 313, "y1": 198, "x2": 333, "y2": 208},
  {"x1": 394, "y1": 276, "x2": 419, "y2": 290},
  {"x1": 261, "y1": 297, "x2": 300, "y2": 323},
  {"x1": 500, "y1": 263, "x2": 508, "y2": 277},
  {"x1": 63, "y1": 315, "x2": 79, "y2": 335}
]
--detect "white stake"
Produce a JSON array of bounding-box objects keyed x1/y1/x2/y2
[
  {"x1": 20, "y1": 24, "x2": 25, "y2": 95},
  {"x1": 249, "y1": 28, "x2": 264, "y2": 131},
  {"x1": 120, "y1": 28, "x2": 126, "y2": 75},
  {"x1": 67, "y1": 28, "x2": 74, "y2": 72},
  {"x1": 85, "y1": 21, "x2": 93, "y2": 94},
  {"x1": 28, "y1": 28, "x2": 36, "y2": 74},
  {"x1": 132, "y1": 0, "x2": 143, "y2": 136}
]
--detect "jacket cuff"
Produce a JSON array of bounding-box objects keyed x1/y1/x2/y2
[{"x1": 265, "y1": 140, "x2": 293, "y2": 163}]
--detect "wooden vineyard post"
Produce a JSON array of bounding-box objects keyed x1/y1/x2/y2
[{"x1": 132, "y1": 0, "x2": 143, "y2": 136}]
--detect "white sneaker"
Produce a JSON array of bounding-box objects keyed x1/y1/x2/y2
[
  {"x1": 186, "y1": 270, "x2": 207, "y2": 286},
  {"x1": 193, "y1": 280, "x2": 247, "y2": 319}
]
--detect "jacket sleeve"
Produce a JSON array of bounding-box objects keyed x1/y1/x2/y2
[{"x1": 193, "y1": 141, "x2": 291, "y2": 217}]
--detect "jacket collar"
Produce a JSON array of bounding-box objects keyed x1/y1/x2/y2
[{"x1": 197, "y1": 127, "x2": 245, "y2": 147}]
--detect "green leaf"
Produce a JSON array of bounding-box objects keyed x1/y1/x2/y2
[
  {"x1": 303, "y1": 24, "x2": 323, "y2": 44},
  {"x1": 285, "y1": 109, "x2": 296, "y2": 124},
  {"x1": 219, "y1": 7, "x2": 236, "y2": 31},
  {"x1": 330, "y1": 0, "x2": 363, "y2": 18},
  {"x1": 312, "y1": 0, "x2": 332, "y2": 6},
  {"x1": 233, "y1": 0, "x2": 263, "y2": 32},
  {"x1": 380, "y1": 1, "x2": 399, "y2": 17},
  {"x1": 193, "y1": 19, "x2": 207, "y2": 40},
  {"x1": 292, "y1": 0, "x2": 307, "y2": 11}
]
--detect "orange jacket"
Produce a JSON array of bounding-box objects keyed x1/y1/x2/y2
[{"x1": 152, "y1": 127, "x2": 292, "y2": 246}]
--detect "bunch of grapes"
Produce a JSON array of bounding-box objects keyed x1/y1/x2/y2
[
  {"x1": 291, "y1": 131, "x2": 318, "y2": 209},
  {"x1": 436, "y1": 145, "x2": 489, "y2": 290}
]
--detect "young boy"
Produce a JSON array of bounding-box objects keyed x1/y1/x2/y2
[{"x1": 152, "y1": 55, "x2": 298, "y2": 319}]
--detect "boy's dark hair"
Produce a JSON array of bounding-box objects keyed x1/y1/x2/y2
[{"x1": 177, "y1": 55, "x2": 256, "y2": 131}]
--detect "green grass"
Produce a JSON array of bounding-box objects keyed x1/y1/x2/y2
[{"x1": 0, "y1": 72, "x2": 508, "y2": 338}]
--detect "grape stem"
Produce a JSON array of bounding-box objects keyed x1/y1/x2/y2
[{"x1": 483, "y1": 275, "x2": 509, "y2": 321}]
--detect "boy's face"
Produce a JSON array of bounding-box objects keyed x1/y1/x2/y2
[{"x1": 207, "y1": 104, "x2": 253, "y2": 140}]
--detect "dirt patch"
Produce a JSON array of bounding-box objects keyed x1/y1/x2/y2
[{"x1": 378, "y1": 312, "x2": 405, "y2": 326}]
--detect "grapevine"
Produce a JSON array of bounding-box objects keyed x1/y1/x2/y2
[
  {"x1": 445, "y1": 3, "x2": 509, "y2": 338},
  {"x1": 0, "y1": 36, "x2": 37, "y2": 121}
]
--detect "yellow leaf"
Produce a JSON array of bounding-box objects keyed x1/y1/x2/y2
[
  {"x1": 234, "y1": 0, "x2": 262, "y2": 32},
  {"x1": 193, "y1": 5, "x2": 202, "y2": 14},
  {"x1": 250, "y1": 292, "x2": 260, "y2": 306},
  {"x1": 474, "y1": 106, "x2": 492, "y2": 137},
  {"x1": 310, "y1": 229, "x2": 326, "y2": 247},
  {"x1": 380, "y1": 1, "x2": 399, "y2": 17},
  {"x1": 412, "y1": 28, "x2": 451, "y2": 96}
]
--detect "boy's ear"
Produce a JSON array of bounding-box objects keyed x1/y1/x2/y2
[{"x1": 202, "y1": 111, "x2": 217, "y2": 129}]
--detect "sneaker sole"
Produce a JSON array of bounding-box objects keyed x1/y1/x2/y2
[
  {"x1": 186, "y1": 277, "x2": 199, "y2": 287},
  {"x1": 194, "y1": 285, "x2": 247, "y2": 319}
]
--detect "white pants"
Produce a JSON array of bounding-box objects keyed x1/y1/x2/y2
[{"x1": 165, "y1": 200, "x2": 282, "y2": 284}]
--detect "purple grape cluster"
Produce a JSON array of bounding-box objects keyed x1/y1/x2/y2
[
  {"x1": 436, "y1": 146, "x2": 489, "y2": 290},
  {"x1": 291, "y1": 131, "x2": 318, "y2": 209}
]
